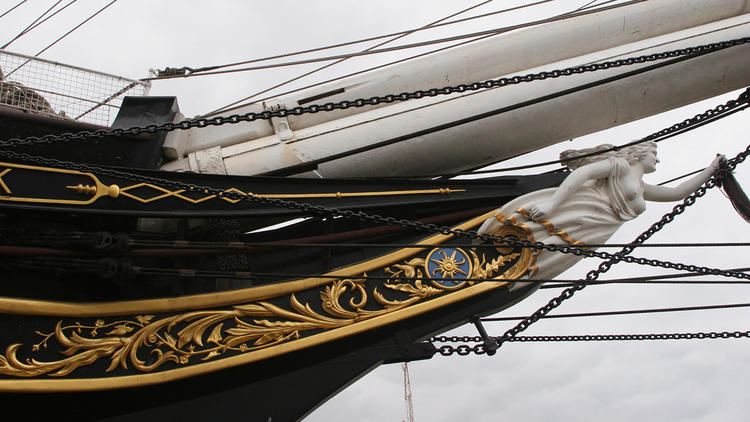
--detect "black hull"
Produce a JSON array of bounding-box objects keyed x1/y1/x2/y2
[
  {"x1": 1, "y1": 283, "x2": 536, "y2": 422},
  {"x1": 0, "y1": 97, "x2": 564, "y2": 420}
]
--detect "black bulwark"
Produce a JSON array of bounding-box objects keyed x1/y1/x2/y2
[{"x1": 0, "y1": 96, "x2": 179, "y2": 169}]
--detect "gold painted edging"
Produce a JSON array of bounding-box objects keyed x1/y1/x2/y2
[
  {"x1": 0, "y1": 161, "x2": 464, "y2": 205},
  {"x1": 0, "y1": 280, "x2": 508, "y2": 392},
  {"x1": 0, "y1": 162, "x2": 120, "y2": 205},
  {"x1": 0, "y1": 210, "x2": 498, "y2": 317}
]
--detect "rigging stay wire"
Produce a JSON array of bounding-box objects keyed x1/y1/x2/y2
[
  {"x1": 62, "y1": 266, "x2": 750, "y2": 285},
  {"x1": 204, "y1": 3, "x2": 669, "y2": 118},
  {"x1": 206, "y1": 0, "x2": 617, "y2": 116},
  {"x1": 7, "y1": 240, "x2": 739, "y2": 257},
  {"x1": 204, "y1": 0, "x2": 513, "y2": 117},
  {"x1": 541, "y1": 266, "x2": 750, "y2": 289},
  {"x1": 33, "y1": 0, "x2": 117, "y2": 57},
  {"x1": 145, "y1": 0, "x2": 647, "y2": 81},
  {"x1": 204, "y1": 30, "x2": 499, "y2": 117},
  {"x1": 6, "y1": 242, "x2": 750, "y2": 285},
  {"x1": 163, "y1": 0, "x2": 552, "y2": 80},
  {"x1": 571, "y1": 0, "x2": 631, "y2": 13},
  {"x1": 1, "y1": 0, "x2": 78, "y2": 50},
  {"x1": 206, "y1": 0, "x2": 604, "y2": 117},
  {"x1": 572, "y1": 0, "x2": 601, "y2": 11},
  {"x1": 658, "y1": 168, "x2": 705, "y2": 186},
  {"x1": 0, "y1": 0, "x2": 28, "y2": 21},
  {"x1": 1, "y1": 0, "x2": 62, "y2": 49},
  {"x1": 126, "y1": 240, "x2": 750, "y2": 251},
  {"x1": 3, "y1": 0, "x2": 118, "y2": 79},
  {"x1": 10, "y1": 240, "x2": 750, "y2": 286},
  {"x1": 480, "y1": 302, "x2": 750, "y2": 322}
]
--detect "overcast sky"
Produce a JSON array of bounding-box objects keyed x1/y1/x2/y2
[{"x1": 2, "y1": 1, "x2": 750, "y2": 421}]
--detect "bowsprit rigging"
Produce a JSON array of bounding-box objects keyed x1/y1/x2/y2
[
  {"x1": 4, "y1": 38, "x2": 748, "y2": 150},
  {"x1": 1, "y1": 1, "x2": 750, "y2": 419},
  {"x1": 145, "y1": 0, "x2": 633, "y2": 81}
]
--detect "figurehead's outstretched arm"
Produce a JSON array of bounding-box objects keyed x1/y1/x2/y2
[{"x1": 644, "y1": 155, "x2": 724, "y2": 202}]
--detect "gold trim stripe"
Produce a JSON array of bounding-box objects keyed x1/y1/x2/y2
[
  {"x1": 0, "y1": 161, "x2": 464, "y2": 206},
  {"x1": 120, "y1": 185, "x2": 465, "y2": 204},
  {"x1": 0, "y1": 168, "x2": 12, "y2": 194},
  {"x1": 0, "y1": 162, "x2": 119, "y2": 205},
  {"x1": 0, "y1": 211, "x2": 498, "y2": 317}
]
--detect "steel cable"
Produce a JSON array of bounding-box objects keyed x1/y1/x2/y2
[
  {"x1": 0, "y1": 0, "x2": 28, "y2": 21},
  {"x1": 145, "y1": 1, "x2": 647, "y2": 80}
]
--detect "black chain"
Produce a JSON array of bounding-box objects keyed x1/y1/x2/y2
[
  {"x1": 1, "y1": 85, "x2": 747, "y2": 274},
  {"x1": 490, "y1": 168, "x2": 728, "y2": 346},
  {"x1": 5, "y1": 140, "x2": 750, "y2": 286},
  {"x1": 2, "y1": 85, "x2": 750, "y2": 278},
  {"x1": 488, "y1": 113, "x2": 750, "y2": 348},
  {"x1": 2, "y1": 146, "x2": 749, "y2": 282},
  {"x1": 1, "y1": 37, "x2": 749, "y2": 149},
  {"x1": 433, "y1": 330, "x2": 750, "y2": 355},
  {"x1": 2, "y1": 36, "x2": 749, "y2": 357},
  {"x1": 430, "y1": 140, "x2": 750, "y2": 355}
]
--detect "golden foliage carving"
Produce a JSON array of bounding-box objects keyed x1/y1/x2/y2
[
  {"x1": 0, "y1": 245, "x2": 523, "y2": 379},
  {"x1": 0, "y1": 272, "x2": 443, "y2": 378}
]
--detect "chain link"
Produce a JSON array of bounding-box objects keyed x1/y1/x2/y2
[
  {"x1": 433, "y1": 330, "x2": 750, "y2": 355},
  {"x1": 1, "y1": 37, "x2": 748, "y2": 149}
]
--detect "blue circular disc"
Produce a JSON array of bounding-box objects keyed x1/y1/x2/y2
[{"x1": 424, "y1": 247, "x2": 472, "y2": 289}]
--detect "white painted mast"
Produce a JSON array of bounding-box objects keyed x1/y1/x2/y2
[{"x1": 161, "y1": 0, "x2": 750, "y2": 177}]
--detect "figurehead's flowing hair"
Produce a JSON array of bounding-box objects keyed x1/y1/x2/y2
[{"x1": 560, "y1": 141, "x2": 657, "y2": 170}]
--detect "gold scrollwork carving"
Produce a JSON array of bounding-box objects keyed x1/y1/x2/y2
[
  {"x1": 0, "y1": 273, "x2": 445, "y2": 378},
  {"x1": 0, "y1": 221, "x2": 532, "y2": 380},
  {"x1": 490, "y1": 213, "x2": 538, "y2": 278}
]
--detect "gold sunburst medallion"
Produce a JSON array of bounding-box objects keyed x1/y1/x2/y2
[{"x1": 424, "y1": 248, "x2": 473, "y2": 290}]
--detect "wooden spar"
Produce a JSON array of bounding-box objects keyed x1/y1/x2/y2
[{"x1": 160, "y1": 0, "x2": 750, "y2": 176}]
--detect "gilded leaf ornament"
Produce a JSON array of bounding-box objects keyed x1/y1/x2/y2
[
  {"x1": 0, "y1": 246, "x2": 522, "y2": 379},
  {"x1": 0, "y1": 276, "x2": 434, "y2": 377}
]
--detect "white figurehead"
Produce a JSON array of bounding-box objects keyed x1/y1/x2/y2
[{"x1": 477, "y1": 142, "x2": 724, "y2": 282}]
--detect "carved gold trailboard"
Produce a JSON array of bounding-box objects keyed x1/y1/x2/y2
[{"x1": 0, "y1": 210, "x2": 536, "y2": 392}]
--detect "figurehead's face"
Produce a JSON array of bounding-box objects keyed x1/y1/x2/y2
[{"x1": 640, "y1": 147, "x2": 659, "y2": 173}]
